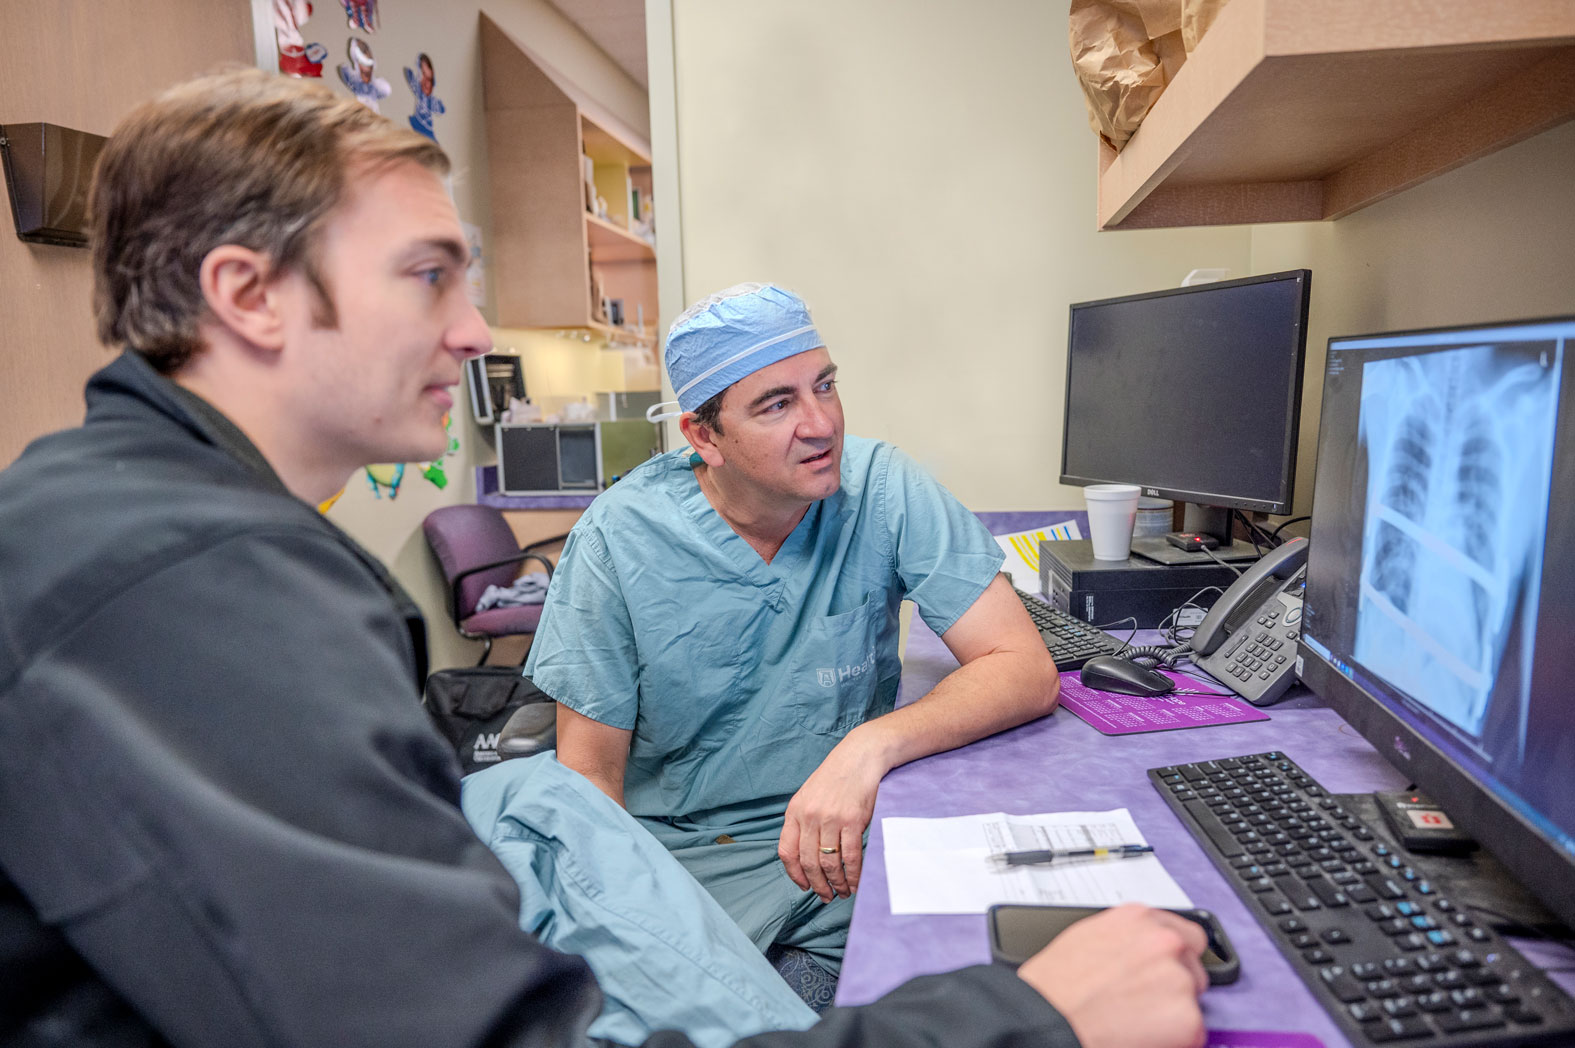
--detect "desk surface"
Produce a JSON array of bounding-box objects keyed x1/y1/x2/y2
[{"x1": 838, "y1": 512, "x2": 1575, "y2": 1046}]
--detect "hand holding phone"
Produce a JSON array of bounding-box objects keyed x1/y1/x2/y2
[
  {"x1": 990, "y1": 902, "x2": 1239, "y2": 983},
  {"x1": 1011, "y1": 904, "x2": 1210, "y2": 1048}
]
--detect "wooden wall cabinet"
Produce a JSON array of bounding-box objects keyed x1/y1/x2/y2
[
  {"x1": 1097, "y1": 1, "x2": 1575, "y2": 230},
  {"x1": 481, "y1": 14, "x2": 658, "y2": 351}
]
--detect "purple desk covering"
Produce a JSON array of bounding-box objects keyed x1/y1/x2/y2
[
  {"x1": 842, "y1": 614, "x2": 1402, "y2": 1046},
  {"x1": 848, "y1": 513, "x2": 1368, "y2": 1043},
  {"x1": 1060, "y1": 668, "x2": 1268, "y2": 734},
  {"x1": 842, "y1": 511, "x2": 1574, "y2": 1042}
]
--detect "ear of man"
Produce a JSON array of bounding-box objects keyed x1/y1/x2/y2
[
  {"x1": 196, "y1": 245, "x2": 289, "y2": 357},
  {"x1": 679, "y1": 413, "x2": 726, "y2": 468}
]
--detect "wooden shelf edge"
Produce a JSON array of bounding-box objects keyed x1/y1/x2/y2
[
  {"x1": 1106, "y1": 180, "x2": 1324, "y2": 231},
  {"x1": 1261, "y1": 1, "x2": 1575, "y2": 59},
  {"x1": 586, "y1": 212, "x2": 656, "y2": 262},
  {"x1": 1322, "y1": 49, "x2": 1575, "y2": 220},
  {"x1": 587, "y1": 320, "x2": 656, "y2": 346},
  {"x1": 1096, "y1": 0, "x2": 1575, "y2": 231},
  {"x1": 1098, "y1": 0, "x2": 1272, "y2": 229},
  {"x1": 581, "y1": 115, "x2": 653, "y2": 167}
]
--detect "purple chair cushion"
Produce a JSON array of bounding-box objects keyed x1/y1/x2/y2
[
  {"x1": 460, "y1": 604, "x2": 545, "y2": 636},
  {"x1": 423, "y1": 504, "x2": 531, "y2": 618}
]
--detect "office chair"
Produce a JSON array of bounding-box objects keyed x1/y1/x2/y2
[{"x1": 421, "y1": 504, "x2": 566, "y2": 665}]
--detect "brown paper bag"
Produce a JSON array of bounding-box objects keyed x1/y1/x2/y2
[
  {"x1": 1069, "y1": 0, "x2": 1228, "y2": 151},
  {"x1": 1182, "y1": 0, "x2": 1232, "y2": 52}
]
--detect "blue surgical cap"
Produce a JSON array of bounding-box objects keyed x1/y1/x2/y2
[{"x1": 665, "y1": 284, "x2": 825, "y2": 412}]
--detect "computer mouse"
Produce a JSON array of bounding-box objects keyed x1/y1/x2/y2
[{"x1": 1078, "y1": 655, "x2": 1176, "y2": 697}]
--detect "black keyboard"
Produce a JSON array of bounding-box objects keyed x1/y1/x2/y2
[
  {"x1": 1152, "y1": 752, "x2": 1575, "y2": 1045},
  {"x1": 1014, "y1": 587, "x2": 1126, "y2": 669}
]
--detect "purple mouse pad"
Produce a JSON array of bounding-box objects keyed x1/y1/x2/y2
[
  {"x1": 1206, "y1": 1032, "x2": 1325, "y2": 1048},
  {"x1": 1060, "y1": 668, "x2": 1269, "y2": 735}
]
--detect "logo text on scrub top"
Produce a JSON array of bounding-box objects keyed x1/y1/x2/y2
[{"x1": 817, "y1": 650, "x2": 876, "y2": 687}]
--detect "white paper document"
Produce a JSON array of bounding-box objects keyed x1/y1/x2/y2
[
  {"x1": 883, "y1": 808, "x2": 1193, "y2": 915},
  {"x1": 996, "y1": 523, "x2": 1082, "y2": 591}
]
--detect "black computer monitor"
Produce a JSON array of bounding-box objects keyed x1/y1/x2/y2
[
  {"x1": 1060, "y1": 270, "x2": 1312, "y2": 560},
  {"x1": 1299, "y1": 314, "x2": 1575, "y2": 930}
]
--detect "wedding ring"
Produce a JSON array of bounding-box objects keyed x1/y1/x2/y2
[{"x1": 819, "y1": 846, "x2": 840, "y2": 854}]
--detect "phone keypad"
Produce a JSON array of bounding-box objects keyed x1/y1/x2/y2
[{"x1": 1226, "y1": 613, "x2": 1291, "y2": 683}]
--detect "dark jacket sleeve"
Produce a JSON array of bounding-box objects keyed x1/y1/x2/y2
[
  {"x1": 0, "y1": 526, "x2": 602, "y2": 1048},
  {"x1": 654, "y1": 966, "x2": 1079, "y2": 1048}
]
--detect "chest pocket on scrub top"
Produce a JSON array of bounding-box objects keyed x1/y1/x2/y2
[{"x1": 779, "y1": 592, "x2": 887, "y2": 736}]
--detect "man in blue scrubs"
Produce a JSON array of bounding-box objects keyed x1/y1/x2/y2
[{"x1": 527, "y1": 283, "x2": 1060, "y2": 985}]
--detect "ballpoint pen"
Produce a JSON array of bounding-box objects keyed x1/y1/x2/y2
[{"x1": 996, "y1": 844, "x2": 1155, "y2": 867}]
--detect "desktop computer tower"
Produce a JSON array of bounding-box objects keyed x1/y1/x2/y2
[{"x1": 1038, "y1": 539, "x2": 1242, "y2": 629}]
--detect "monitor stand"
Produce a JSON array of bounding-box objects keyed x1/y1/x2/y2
[
  {"x1": 1130, "y1": 536, "x2": 1261, "y2": 565},
  {"x1": 1130, "y1": 503, "x2": 1261, "y2": 565}
]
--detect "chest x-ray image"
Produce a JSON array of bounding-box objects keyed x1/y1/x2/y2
[{"x1": 1352, "y1": 340, "x2": 1561, "y2": 744}]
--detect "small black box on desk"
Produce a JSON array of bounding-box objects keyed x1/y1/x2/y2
[{"x1": 1038, "y1": 539, "x2": 1243, "y2": 629}]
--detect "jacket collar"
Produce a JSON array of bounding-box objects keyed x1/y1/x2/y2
[
  {"x1": 86, "y1": 351, "x2": 291, "y2": 497},
  {"x1": 85, "y1": 351, "x2": 431, "y2": 684}
]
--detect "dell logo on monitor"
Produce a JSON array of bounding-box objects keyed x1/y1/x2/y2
[{"x1": 1144, "y1": 488, "x2": 1159, "y2": 497}]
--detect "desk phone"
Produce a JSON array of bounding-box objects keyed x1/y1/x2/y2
[{"x1": 1192, "y1": 539, "x2": 1308, "y2": 706}]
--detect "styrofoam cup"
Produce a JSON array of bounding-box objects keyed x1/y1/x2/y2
[{"x1": 1085, "y1": 483, "x2": 1142, "y2": 560}]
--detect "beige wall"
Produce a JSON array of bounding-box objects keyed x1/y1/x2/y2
[
  {"x1": 1, "y1": 0, "x2": 648, "y2": 672},
  {"x1": 304, "y1": 1, "x2": 652, "y2": 671},
  {"x1": 1250, "y1": 119, "x2": 1575, "y2": 518},
  {"x1": 662, "y1": 0, "x2": 1575, "y2": 521},
  {"x1": 0, "y1": 1, "x2": 254, "y2": 467},
  {"x1": 665, "y1": 0, "x2": 1251, "y2": 511}
]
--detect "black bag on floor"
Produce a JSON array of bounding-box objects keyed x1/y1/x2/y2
[{"x1": 422, "y1": 667, "x2": 556, "y2": 774}]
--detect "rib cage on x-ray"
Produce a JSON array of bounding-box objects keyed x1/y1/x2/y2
[
  {"x1": 1371, "y1": 388, "x2": 1505, "y2": 646},
  {"x1": 1369, "y1": 406, "x2": 1434, "y2": 617},
  {"x1": 1353, "y1": 343, "x2": 1559, "y2": 743}
]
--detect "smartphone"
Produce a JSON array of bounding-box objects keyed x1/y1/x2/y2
[{"x1": 987, "y1": 904, "x2": 1240, "y2": 985}]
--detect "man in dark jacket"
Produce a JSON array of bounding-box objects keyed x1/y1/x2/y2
[{"x1": 0, "y1": 69, "x2": 1209, "y2": 1048}]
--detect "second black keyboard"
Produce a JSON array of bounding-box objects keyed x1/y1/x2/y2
[
  {"x1": 1152, "y1": 751, "x2": 1575, "y2": 1046},
  {"x1": 1014, "y1": 587, "x2": 1126, "y2": 669}
]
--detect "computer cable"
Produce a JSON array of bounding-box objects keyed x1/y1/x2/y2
[
  {"x1": 1269, "y1": 515, "x2": 1310, "y2": 541},
  {"x1": 1200, "y1": 544, "x2": 1243, "y2": 577},
  {"x1": 1463, "y1": 903, "x2": 1575, "y2": 948},
  {"x1": 1125, "y1": 585, "x2": 1230, "y2": 672},
  {"x1": 1087, "y1": 614, "x2": 1185, "y2": 668},
  {"x1": 1121, "y1": 643, "x2": 1189, "y2": 668},
  {"x1": 1092, "y1": 616, "x2": 1140, "y2": 650},
  {"x1": 1156, "y1": 585, "x2": 1226, "y2": 649},
  {"x1": 1234, "y1": 508, "x2": 1282, "y2": 552},
  {"x1": 1232, "y1": 509, "x2": 1265, "y2": 556}
]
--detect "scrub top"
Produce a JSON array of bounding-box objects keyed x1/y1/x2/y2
[{"x1": 525, "y1": 436, "x2": 1004, "y2": 833}]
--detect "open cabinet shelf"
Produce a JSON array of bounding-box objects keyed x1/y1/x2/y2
[
  {"x1": 480, "y1": 13, "x2": 659, "y2": 364},
  {"x1": 1097, "y1": 0, "x2": 1575, "y2": 230}
]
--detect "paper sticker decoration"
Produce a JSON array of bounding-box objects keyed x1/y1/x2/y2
[
  {"x1": 364, "y1": 462, "x2": 405, "y2": 499},
  {"x1": 274, "y1": 0, "x2": 327, "y2": 78},
  {"x1": 421, "y1": 413, "x2": 461, "y2": 489},
  {"x1": 403, "y1": 54, "x2": 447, "y2": 141},
  {"x1": 338, "y1": 38, "x2": 391, "y2": 113},
  {"x1": 340, "y1": 0, "x2": 379, "y2": 33}
]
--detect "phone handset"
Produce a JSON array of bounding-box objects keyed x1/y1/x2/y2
[{"x1": 1192, "y1": 537, "x2": 1310, "y2": 656}]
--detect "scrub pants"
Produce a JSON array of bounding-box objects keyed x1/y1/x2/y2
[{"x1": 644, "y1": 819, "x2": 856, "y2": 975}]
